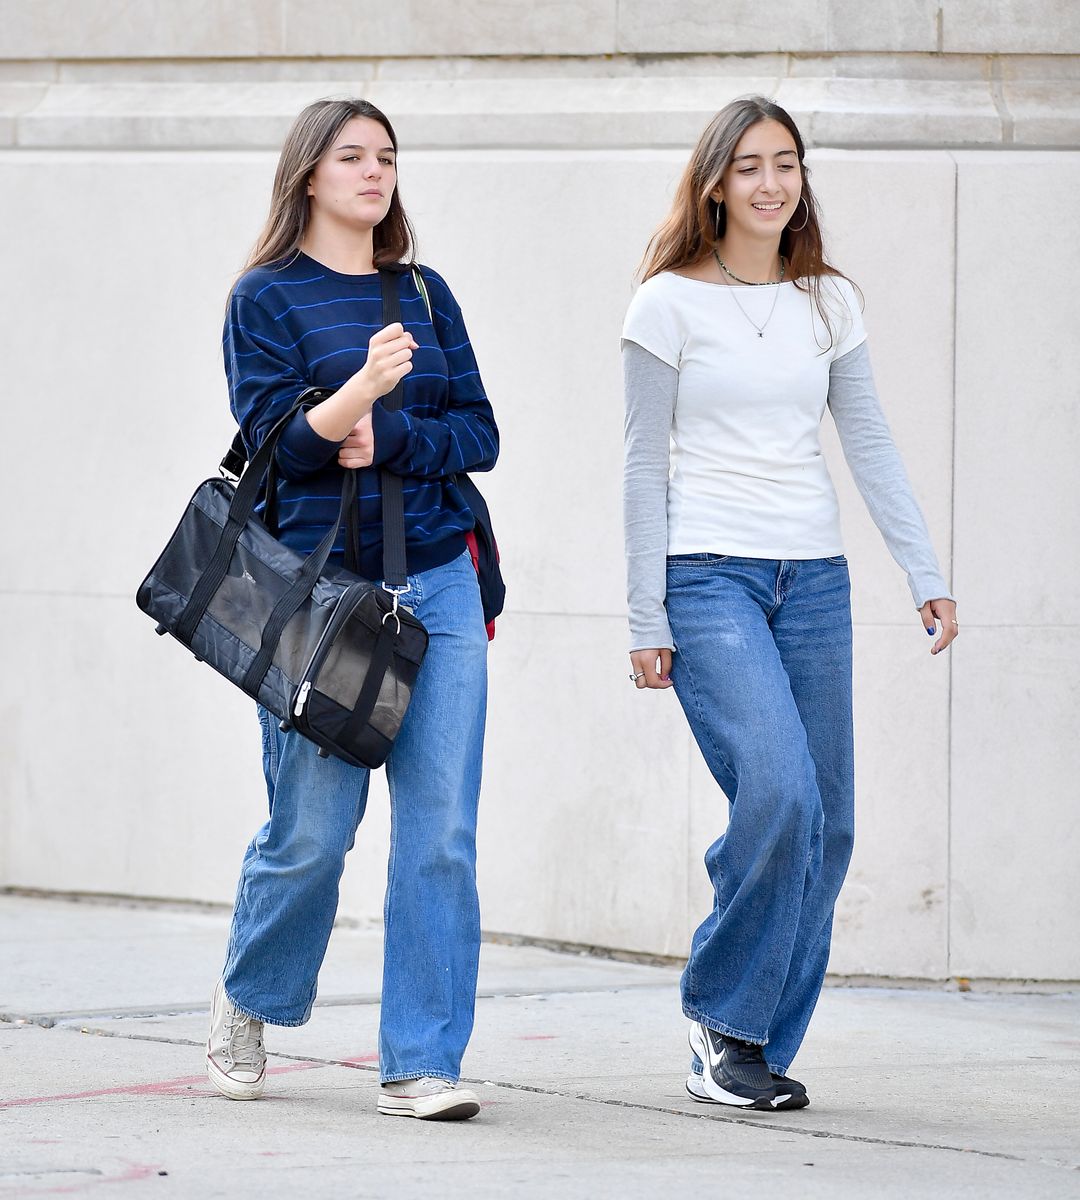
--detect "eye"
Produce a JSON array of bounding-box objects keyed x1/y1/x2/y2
[
  {"x1": 379, "y1": 157, "x2": 395, "y2": 166},
  {"x1": 341, "y1": 155, "x2": 358, "y2": 162},
  {"x1": 779, "y1": 163, "x2": 796, "y2": 171},
  {"x1": 738, "y1": 167, "x2": 757, "y2": 175}
]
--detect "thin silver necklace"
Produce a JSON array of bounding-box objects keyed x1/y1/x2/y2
[
  {"x1": 714, "y1": 250, "x2": 785, "y2": 339},
  {"x1": 714, "y1": 251, "x2": 785, "y2": 287}
]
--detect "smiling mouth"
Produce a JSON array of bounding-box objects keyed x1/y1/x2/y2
[{"x1": 752, "y1": 202, "x2": 784, "y2": 211}]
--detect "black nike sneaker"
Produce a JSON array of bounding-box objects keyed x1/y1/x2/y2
[
  {"x1": 686, "y1": 1066, "x2": 809, "y2": 1110},
  {"x1": 688, "y1": 1022, "x2": 777, "y2": 1109}
]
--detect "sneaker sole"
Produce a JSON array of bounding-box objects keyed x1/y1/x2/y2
[
  {"x1": 377, "y1": 1093, "x2": 480, "y2": 1121},
  {"x1": 686, "y1": 1072, "x2": 809, "y2": 1111},
  {"x1": 206, "y1": 1055, "x2": 265, "y2": 1101},
  {"x1": 687, "y1": 1024, "x2": 775, "y2": 1110}
]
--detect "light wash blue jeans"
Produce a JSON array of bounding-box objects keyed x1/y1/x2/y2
[
  {"x1": 665, "y1": 554, "x2": 855, "y2": 1077},
  {"x1": 222, "y1": 550, "x2": 488, "y2": 1084}
]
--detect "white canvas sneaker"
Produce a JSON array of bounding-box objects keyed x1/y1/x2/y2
[
  {"x1": 377, "y1": 1076, "x2": 480, "y2": 1120},
  {"x1": 206, "y1": 980, "x2": 266, "y2": 1100}
]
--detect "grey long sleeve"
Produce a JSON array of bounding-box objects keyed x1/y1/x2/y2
[
  {"x1": 827, "y1": 341, "x2": 952, "y2": 608},
  {"x1": 623, "y1": 341, "x2": 678, "y2": 651},
  {"x1": 623, "y1": 340, "x2": 952, "y2": 653}
]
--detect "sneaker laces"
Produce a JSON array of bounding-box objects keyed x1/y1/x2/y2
[
  {"x1": 223, "y1": 1010, "x2": 264, "y2": 1069},
  {"x1": 725, "y1": 1038, "x2": 767, "y2": 1067},
  {"x1": 390, "y1": 1077, "x2": 453, "y2": 1095}
]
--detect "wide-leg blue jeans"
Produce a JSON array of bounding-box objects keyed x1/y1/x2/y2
[
  {"x1": 221, "y1": 550, "x2": 488, "y2": 1084},
  {"x1": 665, "y1": 554, "x2": 855, "y2": 1077}
]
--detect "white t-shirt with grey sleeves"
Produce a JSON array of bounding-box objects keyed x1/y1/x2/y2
[{"x1": 622, "y1": 271, "x2": 952, "y2": 653}]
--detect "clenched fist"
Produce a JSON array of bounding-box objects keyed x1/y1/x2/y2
[
  {"x1": 338, "y1": 413, "x2": 374, "y2": 469},
  {"x1": 358, "y1": 321, "x2": 418, "y2": 399}
]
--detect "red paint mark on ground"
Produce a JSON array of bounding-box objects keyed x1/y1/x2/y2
[
  {"x1": 0, "y1": 1061, "x2": 321, "y2": 1109},
  {"x1": 515, "y1": 1034, "x2": 558, "y2": 1040},
  {"x1": 338, "y1": 1054, "x2": 379, "y2": 1066},
  {"x1": 3, "y1": 1160, "x2": 162, "y2": 1196}
]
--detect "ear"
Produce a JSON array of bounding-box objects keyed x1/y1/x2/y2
[
  {"x1": 710, "y1": 187, "x2": 724, "y2": 207},
  {"x1": 306, "y1": 175, "x2": 315, "y2": 197}
]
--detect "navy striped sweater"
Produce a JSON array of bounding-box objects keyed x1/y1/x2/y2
[{"x1": 224, "y1": 252, "x2": 499, "y2": 580}]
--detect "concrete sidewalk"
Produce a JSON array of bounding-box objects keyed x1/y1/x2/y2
[{"x1": 1, "y1": 895, "x2": 1077, "y2": 1199}]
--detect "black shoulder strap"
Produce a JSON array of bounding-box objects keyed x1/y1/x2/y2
[{"x1": 377, "y1": 269, "x2": 409, "y2": 589}]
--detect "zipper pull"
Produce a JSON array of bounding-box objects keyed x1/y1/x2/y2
[{"x1": 294, "y1": 680, "x2": 312, "y2": 717}]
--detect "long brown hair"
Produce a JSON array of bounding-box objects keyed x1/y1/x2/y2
[
  {"x1": 640, "y1": 96, "x2": 855, "y2": 347},
  {"x1": 243, "y1": 97, "x2": 415, "y2": 275}
]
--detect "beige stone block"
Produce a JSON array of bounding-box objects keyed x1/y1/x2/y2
[
  {"x1": 0, "y1": 83, "x2": 47, "y2": 145},
  {"x1": 16, "y1": 82, "x2": 361, "y2": 149},
  {"x1": 827, "y1": 0, "x2": 941, "y2": 52},
  {"x1": 0, "y1": 0, "x2": 285, "y2": 59},
  {"x1": 0, "y1": 150, "x2": 279, "y2": 596},
  {"x1": 950, "y1": 628, "x2": 1080, "y2": 980},
  {"x1": 477, "y1": 613, "x2": 695, "y2": 957},
  {"x1": 1004, "y1": 81, "x2": 1080, "y2": 147},
  {"x1": 0, "y1": 594, "x2": 265, "y2": 902},
  {"x1": 999, "y1": 55, "x2": 1080, "y2": 82},
  {"x1": 940, "y1": 0, "x2": 1080, "y2": 54},
  {"x1": 617, "y1": 0, "x2": 829, "y2": 53},
  {"x1": 395, "y1": 149, "x2": 687, "y2": 620},
  {"x1": 789, "y1": 53, "x2": 987, "y2": 81},
  {"x1": 953, "y1": 152, "x2": 1080, "y2": 626},
  {"x1": 283, "y1": 0, "x2": 617, "y2": 57},
  {"x1": 775, "y1": 78, "x2": 1003, "y2": 147},
  {"x1": 807, "y1": 151, "x2": 956, "y2": 624},
  {"x1": 0, "y1": 62, "x2": 58, "y2": 82},
  {"x1": 367, "y1": 75, "x2": 777, "y2": 151},
  {"x1": 831, "y1": 626, "x2": 951, "y2": 978}
]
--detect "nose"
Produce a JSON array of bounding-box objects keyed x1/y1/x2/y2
[{"x1": 759, "y1": 168, "x2": 782, "y2": 193}]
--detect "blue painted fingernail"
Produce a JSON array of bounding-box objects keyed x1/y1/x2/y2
[{"x1": 926, "y1": 627, "x2": 935, "y2": 635}]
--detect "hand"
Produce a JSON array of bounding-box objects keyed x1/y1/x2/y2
[
  {"x1": 338, "y1": 413, "x2": 374, "y2": 469},
  {"x1": 357, "y1": 322, "x2": 418, "y2": 399},
  {"x1": 629, "y1": 649, "x2": 674, "y2": 690},
  {"x1": 919, "y1": 598, "x2": 958, "y2": 656}
]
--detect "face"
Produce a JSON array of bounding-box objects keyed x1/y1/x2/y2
[
  {"x1": 306, "y1": 116, "x2": 397, "y2": 230},
  {"x1": 713, "y1": 118, "x2": 802, "y2": 242}
]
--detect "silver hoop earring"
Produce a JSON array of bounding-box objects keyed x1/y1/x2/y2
[
  {"x1": 788, "y1": 196, "x2": 809, "y2": 232},
  {"x1": 714, "y1": 200, "x2": 723, "y2": 239}
]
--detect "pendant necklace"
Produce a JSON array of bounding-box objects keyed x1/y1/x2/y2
[{"x1": 714, "y1": 250, "x2": 785, "y2": 338}]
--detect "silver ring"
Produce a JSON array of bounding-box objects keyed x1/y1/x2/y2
[
  {"x1": 629, "y1": 671, "x2": 646, "y2": 682},
  {"x1": 951, "y1": 620, "x2": 959, "y2": 627}
]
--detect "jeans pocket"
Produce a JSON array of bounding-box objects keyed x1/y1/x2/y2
[{"x1": 824, "y1": 555, "x2": 848, "y2": 566}]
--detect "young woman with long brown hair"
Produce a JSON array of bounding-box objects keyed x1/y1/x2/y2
[
  {"x1": 204, "y1": 97, "x2": 497, "y2": 1120},
  {"x1": 622, "y1": 97, "x2": 957, "y2": 1110}
]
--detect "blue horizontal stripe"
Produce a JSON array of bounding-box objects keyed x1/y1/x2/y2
[{"x1": 228, "y1": 255, "x2": 498, "y2": 552}]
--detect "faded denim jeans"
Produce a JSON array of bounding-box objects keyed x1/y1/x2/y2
[
  {"x1": 222, "y1": 550, "x2": 488, "y2": 1084},
  {"x1": 665, "y1": 554, "x2": 855, "y2": 1076}
]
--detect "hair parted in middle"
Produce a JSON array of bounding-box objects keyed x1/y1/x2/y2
[
  {"x1": 242, "y1": 96, "x2": 416, "y2": 277},
  {"x1": 639, "y1": 95, "x2": 856, "y2": 347}
]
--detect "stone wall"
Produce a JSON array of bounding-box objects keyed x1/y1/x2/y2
[{"x1": 1, "y1": 1, "x2": 1077, "y2": 981}]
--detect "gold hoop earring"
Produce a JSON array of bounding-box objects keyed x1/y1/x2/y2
[{"x1": 788, "y1": 196, "x2": 809, "y2": 232}]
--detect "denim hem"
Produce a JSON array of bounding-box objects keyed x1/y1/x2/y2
[
  {"x1": 767, "y1": 1060, "x2": 790, "y2": 1076},
  {"x1": 224, "y1": 988, "x2": 309, "y2": 1028},
  {"x1": 683, "y1": 1006, "x2": 768, "y2": 1046},
  {"x1": 380, "y1": 1069, "x2": 460, "y2": 1085}
]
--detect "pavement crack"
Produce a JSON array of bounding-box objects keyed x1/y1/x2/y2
[{"x1": 22, "y1": 1024, "x2": 1070, "y2": 1170}]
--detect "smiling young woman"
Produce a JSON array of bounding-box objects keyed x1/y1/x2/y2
[
  {"x1": 622, "y1": 96, "x2": 958, "y2": 1111},
  {"x1": 204, "y1": 98, "x2": 498, "y2": 1122}
]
